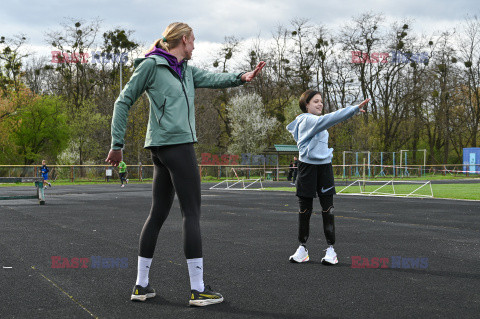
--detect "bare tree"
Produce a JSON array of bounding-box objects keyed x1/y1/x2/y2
[
  {"x1": 0, "y1": 34, "x2": 29, "y2": 97},
  {"x1": 458, "y1": 15, "x2": 480, "y2": 148},
  {"x1": 45, "y1": 18, "x2": 101, "y2": 109}
]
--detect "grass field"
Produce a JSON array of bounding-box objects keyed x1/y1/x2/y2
[{"x1": 265, "y1": 183, "x2": 480, "y2": 201}]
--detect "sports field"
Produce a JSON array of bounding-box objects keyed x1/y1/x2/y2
[
  {"x1": 267, "y1": 181, "x2": 480, "y2": 200},
  {"x1": 1, "y1": 183, "x2": 479, "y2": 318}
]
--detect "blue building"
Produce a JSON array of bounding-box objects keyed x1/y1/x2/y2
[{"x1": 463, "y1": 148, "x2": 480, "y2": 174}]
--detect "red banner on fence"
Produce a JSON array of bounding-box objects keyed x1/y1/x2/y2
[{"x1": 201, "y1": 153, "x2": 239, "y2": 165}]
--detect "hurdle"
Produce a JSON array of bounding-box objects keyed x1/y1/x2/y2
[
  {"x1": 209, "y1": 178, "x2": 264, "y2": 190},
  {"x1": 209, "y1": 167, "x2": 264, "y2": 190},
  {"x1": 0, "y1": 177, "x2": 46, "y2": 205},
  {"x1": 337, "y1": 179, "x2": 433, "y2": 198}
]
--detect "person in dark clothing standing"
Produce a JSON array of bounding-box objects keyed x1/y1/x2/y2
[
  {"x1": 287, "y1": 160, "x2": 294, "y2": 181},
  {"x1": 291, "y1": 156, "x2": 299, "y2": 185}
]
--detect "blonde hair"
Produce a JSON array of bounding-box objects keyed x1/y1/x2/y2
[{"x1": 147, "y1": 22, "x2": 193, "y2": 53}]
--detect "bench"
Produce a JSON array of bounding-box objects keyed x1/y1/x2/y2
[{"x1": 0, "y1": 177, "x2": 46, "y2": 205}]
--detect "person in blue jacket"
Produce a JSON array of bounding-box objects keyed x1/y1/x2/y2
[
  {"x1": 286, "y1": 89, "x2": 369, "y2": 264},
  {"x1": 41, "y1": 160, "x2": 52, "y2": 189}
]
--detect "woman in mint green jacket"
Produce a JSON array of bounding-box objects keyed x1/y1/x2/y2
[{"x1": 105, "y1": 22, "x2": 265, "y2": 306}]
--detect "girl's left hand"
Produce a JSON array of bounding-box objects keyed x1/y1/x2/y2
[{"x1": 358, "y1": 99, "x2": 370, "y2": 113}]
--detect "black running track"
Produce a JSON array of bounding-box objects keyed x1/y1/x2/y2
[{"x1": 1, "y1": 183, "x2": 479, "y2": 318}]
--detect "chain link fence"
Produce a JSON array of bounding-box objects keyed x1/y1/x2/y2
[{"x1": 0, "y1": 164, "x2": 479, "y2": 183}]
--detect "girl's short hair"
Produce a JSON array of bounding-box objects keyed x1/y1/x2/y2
[
  {"x1": 147, "y1": 22, "x2": 193, "y2": 53},
  {"x1": 299, "y1": 90, "x2": 321, "y2": 113}
]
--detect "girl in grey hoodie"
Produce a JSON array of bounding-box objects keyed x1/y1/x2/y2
[{"x1": 286, "y1": 89, "x2": 369, "y2": 264}]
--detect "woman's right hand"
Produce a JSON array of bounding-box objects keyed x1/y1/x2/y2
[
  {"x1": 241, "y1": 61, "x2": 266, "y2": 82},
  {"x1": 105, "y1": 149, "x2": 123, "y2": 167}
]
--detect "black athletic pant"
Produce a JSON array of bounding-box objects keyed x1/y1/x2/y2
[
  {"x1": 138, "y1": 143, "x2": 202, "y2": 259},
  {"x1": 296, "y1": 162, "x2": 336, "y2": 246},
  {"x1": 298, "y1": 195, "x2": 334, "y2": 245},
  {"x1": 119, "y1": 172, "x2": 127, "y2": 184}
]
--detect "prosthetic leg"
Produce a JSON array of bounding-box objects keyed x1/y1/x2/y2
[
  {"x1": 289, "y1": 197, "x2": 313, "y2": 263},
  {"x1": 321, "y1": 206, "x2": 335, "y2": 246},
  {"x1": 298, "y1": 196, "x2": 314, "y2": 244},
  {"x1": 320, "y1": 195, "x2": 338, "y2": 264},
  {"x1": 319, "y1": 195, "x2": 335, "y2": 245},
  {"x1": 298, "y1": 208, "x2": 313, "y2": 244}
]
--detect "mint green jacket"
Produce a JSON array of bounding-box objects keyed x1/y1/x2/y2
[{"x1": 111, "y1": 55, "x2": 245, "y2": 149}]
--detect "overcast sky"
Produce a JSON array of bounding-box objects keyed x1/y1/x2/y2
[{"x1": 1, "y1": 0, "x2": 478, "y2": 66}]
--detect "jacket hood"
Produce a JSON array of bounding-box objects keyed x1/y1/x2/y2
[
  {"x1": 145, "y1": 48, "x2": 185, "y2": 78},
  {"x1": 286, "y1": 113, "x2": 307, "y2": 142},
  {"x1": 133, "y1": 55, "x2": 171, "y2": 68},
  {"x1": 134, "y1": 55, "x2": 186, "y2": 78}
]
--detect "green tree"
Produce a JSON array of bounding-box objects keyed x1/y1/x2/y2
[
  {"x1": 7, "y1": 91, "x2": 69, "y2": 165},
  {"x1": 63, "y1": 99, "x2": 109, "y2": 164},
  {"x1": 0, "y1": 92, "x2": 19, "y2": 163}
]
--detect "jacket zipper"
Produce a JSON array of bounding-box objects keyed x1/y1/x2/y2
[
  {"x1": 181, "y1": 82, "x2": 195, "y2": 141},
  {"x1": 158, "y1": 98, "x2": 166, "y2": 126},
  {"x1": 163, "y1": 64, "x2": 195, "y2": 142}
]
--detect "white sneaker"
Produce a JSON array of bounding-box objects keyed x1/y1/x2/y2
[
  {"x1": 321, "y1": 246, "x2": 338, "y2": 265},
  {"x1": 121, "y1": 184, "x2": 125, "y2": 188},
  {"x1": 289, "y1": 245, "x2": 309, "y2": 263}
]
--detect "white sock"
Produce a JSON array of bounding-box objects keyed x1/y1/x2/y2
[
  {"x1": 187, "y1": 258, "x2": 205, "y2": 292},
  {"x1": 135, "y1": 256, "x2": 152, "y2": 287}
]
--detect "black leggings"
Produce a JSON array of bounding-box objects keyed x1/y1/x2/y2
[{"x1": 138, "y1": 143, "x2": 202, "y2": 259}]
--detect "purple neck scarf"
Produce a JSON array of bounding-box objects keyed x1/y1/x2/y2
[{"x1": 145, "y1": 47, "x2": 184, "y2": 78}]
